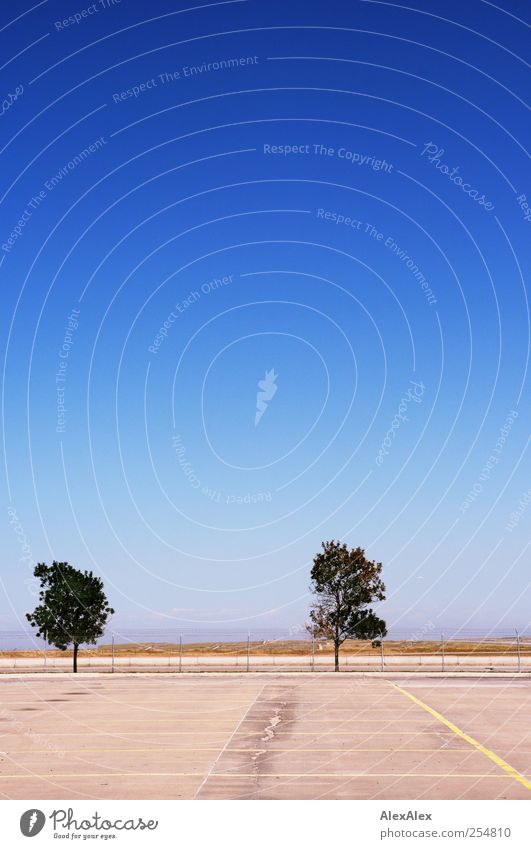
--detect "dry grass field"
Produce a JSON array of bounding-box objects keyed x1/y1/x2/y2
[{"x1": 2, "y1": 638, "x2": 529, "y2": 660}]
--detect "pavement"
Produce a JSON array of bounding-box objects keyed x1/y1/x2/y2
[{"x1": 0, "y1": 673, "x2": 530, "y2": 800}]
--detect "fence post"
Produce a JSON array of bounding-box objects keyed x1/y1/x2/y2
[
  {"x1": 179, "y1": 634, "x2": 183, "y2": 673},
  {"x1": 516, "y1": 630, "x2": 521, "y2": 673},
  {"x1": 111, "y1": 634, "x2": 115, "y2": 673},
  {"x1": 380, "y1": 636, "x2": 385, "y2": 672},
  {"x1": 441, "y1": 634, "x2": 445, "y2": 672},
  {"x1": 311, "y1": 636, "x2": 315, "y2": 671},
  {"x1": 247, "y1": 633, "x2": 250, "y2": 672},
  {"x1": 43, "y1": 641, "x2": 47, "y2": 672}
]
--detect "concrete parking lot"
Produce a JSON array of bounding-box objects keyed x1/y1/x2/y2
[{"x1": 0, "y1": 674, "x2": 530, "y2": 800}]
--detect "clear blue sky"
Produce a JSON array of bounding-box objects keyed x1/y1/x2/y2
[{"x1": 1, "y1": 0, "x2": 530, "y2": 643}]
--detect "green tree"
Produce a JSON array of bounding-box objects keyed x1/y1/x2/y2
[
  {"x1": 308, "y1": 541, "x2": 386, "y2": 671},
  {"x1": 26, "y1": 561, "x2": 114, "y2": 673}
]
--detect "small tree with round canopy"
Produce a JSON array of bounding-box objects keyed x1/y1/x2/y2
[{"x1": 26, "y1": 561, "x2": 115, "y2": 673}]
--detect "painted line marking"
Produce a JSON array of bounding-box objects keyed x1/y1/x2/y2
[
  {"x1": 0, "y1": 730, "x2": 446, "y2": 737},
  {"x1": 202, "y1": 773, "x2": 513, "y2": 779},
  {"x1": 0, "y1": 701, "x2": 474, "y2": 708},
  {"x1": 3, "y1": 747, "x2": 467, "y2": 754},
  {"x1": 0, "y1": 772, "x2": 514, "y2": 780},
  {"x1": 392, "y1": 683, "x2": 531, "y2": 791},
  {"x1": 0, "y1": 700, "x2": 410, "y2": 705},
  {"x1": 17, "y1": 718, "x2": 436, "y2": 724},
  {"x1": 2, "y1": 716, "x2": 437, "y2": 724}
]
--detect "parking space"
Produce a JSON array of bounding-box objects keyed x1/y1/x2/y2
[{"x1": 0, "y1": 674, "x2": 529, "y2": 799}]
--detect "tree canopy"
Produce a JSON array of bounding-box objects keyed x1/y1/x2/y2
[
  {"x1": 308, "y1": 540, "x2": 386, "y2": 670},
  {"x1": 26, "y1": 561, "x2": 114, "y2": 672}
]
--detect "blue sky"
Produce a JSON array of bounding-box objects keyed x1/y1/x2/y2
[{"x1": 1, "y1": 0, "x2": 530, "y2": 643}]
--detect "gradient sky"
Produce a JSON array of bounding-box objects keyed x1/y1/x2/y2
[{"x1": 1, "y1": 0, "x2": 530, "y2": 644}]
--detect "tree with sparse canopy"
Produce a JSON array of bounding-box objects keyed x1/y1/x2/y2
[
  {"x1": 26, "y1": 561, "x2": 114, "y2": 673},
  {"x1": 308, "y1": 541, "x2": 386, "y2": 671}
]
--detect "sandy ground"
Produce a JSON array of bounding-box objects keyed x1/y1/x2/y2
[{"x1": 0, "y1": 673, "x2": 530, "y2": 800}]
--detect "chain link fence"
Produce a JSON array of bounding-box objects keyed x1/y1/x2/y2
[{"x1": 0, "y1": 628, "x2": 530, "y2": 672}]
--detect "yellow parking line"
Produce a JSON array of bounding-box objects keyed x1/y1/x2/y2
[
  {"x1": 26, "y1": 700, "x2": 404, "y2": 704},
  {"x1": 0, "y1": 772, "x2": 201, "y2": 779},
  {"x1": 0, "y1": 730, "x2": 442, "y2": 737},
  {"x1": 3, "y1": 746, "x2": 466, "y2": 754},
  {"x1": 0, "y1": 772, "x2": 514, "y2": 780},
  {"x1": 5, "y1": 720, "x2": 429, "y2": 728},
  {"x1": 77, "y1": 718, "x2": 433, "y2": 724},
  {"x1": 392, "y1": 683, "x2": 531, "y2": 791},
  {"x1": 211, "y1": 773, "x2": 513, "y2": 779}
]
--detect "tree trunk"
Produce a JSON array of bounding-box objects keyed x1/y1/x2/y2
[
  {"x1": 334, "y1": 640, "x2": 340, "y2": 672},
  {"x1": 73, "y1": 642, "x2": 79, "y2": 673}
]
